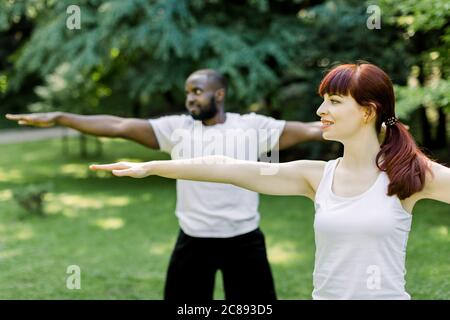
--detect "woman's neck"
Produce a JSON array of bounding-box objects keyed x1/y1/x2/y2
[{"x1": 340, "y1": 129, "x2": 381, "y2": 172}]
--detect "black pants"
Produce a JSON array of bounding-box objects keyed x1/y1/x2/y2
[{"x1": 164, "y1": 228, "x2": 277, "y2": 301}]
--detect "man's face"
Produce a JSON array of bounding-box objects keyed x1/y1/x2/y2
[{"x1": 184, "y1": 74, "x2": 219, "y2": 121}]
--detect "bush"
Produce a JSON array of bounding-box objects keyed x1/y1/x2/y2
[{"x1": 12, "y1": 183, "x2": 53, "y2": 216}]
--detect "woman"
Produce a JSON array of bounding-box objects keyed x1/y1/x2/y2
[{"x1": 90, "y1": 62, "x2": 450, "y2": 299}]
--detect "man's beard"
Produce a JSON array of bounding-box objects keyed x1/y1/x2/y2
[{"x1": 189, "y1": 97, "x2": 218, "y2": 121}]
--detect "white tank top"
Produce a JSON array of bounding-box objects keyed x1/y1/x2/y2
[{"x1": 313, "y1": 158, "x2": 412, "y2": 300}]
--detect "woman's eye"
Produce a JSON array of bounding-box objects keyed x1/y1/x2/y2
[
  {"x1": 195, "y1": 90, "x2": 202, "y2": 95},
  {"x1": 330, "y1": 99, "x2": 339, "y2": 104}
]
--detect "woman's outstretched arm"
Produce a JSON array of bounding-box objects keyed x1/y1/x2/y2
[
  {"x1": 420, "y1": 162, "x2": 450, "y2": 204},
  {"x1": 90, "y1": 155, "x2": 325, "y2": 198}
]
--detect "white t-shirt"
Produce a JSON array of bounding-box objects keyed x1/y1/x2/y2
[{"x1": 149, "y1": 112, "x2": 286, "y2": 237}]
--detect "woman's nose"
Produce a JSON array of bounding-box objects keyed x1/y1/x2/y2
[{"x1": 316, "y1": 102, "x2": 328, "y2": 117}]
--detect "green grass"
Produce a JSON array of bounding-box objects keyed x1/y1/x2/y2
[{"x1": 0, "y1": 137, "x2": 449, "y2": 299}]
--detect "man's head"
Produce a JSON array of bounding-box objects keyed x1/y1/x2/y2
[{"x1": 184, "y1": 69, "x2": 228, "y2": 121}]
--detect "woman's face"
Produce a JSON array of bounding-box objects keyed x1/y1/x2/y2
[{"x1": 316, "y1": 93, "x2": 367, "y2": 142}]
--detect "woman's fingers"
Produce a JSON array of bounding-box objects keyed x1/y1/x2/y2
[
  {"x1": 89, "y1": 163, "x2": 130, "y2": 171},
  {"x1": 112, "y1": 169, "x2": 134, "y2": 177}
]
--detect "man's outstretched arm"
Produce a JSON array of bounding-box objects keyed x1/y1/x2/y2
[
  {"x1": 278, "y1": 121, "x2": 397, "y2": 149},
  {"x1": 278, "y1": 121, "x2": 323, "y2": 150},
  {"x1": 5, "y1": 112, "x2": 159, "y2": 149}
]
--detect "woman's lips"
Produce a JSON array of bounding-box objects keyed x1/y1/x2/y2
[{"x1": 320, "y1": 120, "x2": 334, "y2": 130}]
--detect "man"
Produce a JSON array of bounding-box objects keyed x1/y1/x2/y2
[{"x1": 6, "y1": 69, "x2": 322, "y2": 301}]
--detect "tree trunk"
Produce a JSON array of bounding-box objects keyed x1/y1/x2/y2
[
  {"x1": 62, "y1": 131, "x2": 69, "y2": 156},
  {"x1": 132, "y1": 100, "x2": 142, "y2": 118},
  {"x1": 418, "y1": 105, "x2": 433, "y2": 148},
  {"x1": 435, "y1": 106, "x2": 448, "y2": 149},
  {"x1": 79, "y1": 134, "x2": 87, "y2": 158},
  {"x1": 264, "y1": 95, "x2": 281, "y2": 119},
  {"x1": 95, "y1": 137, "x2": 103, "y2": 157}
]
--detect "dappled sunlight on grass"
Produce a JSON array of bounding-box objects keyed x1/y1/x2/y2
[
  {"x1": 148, "y1": 242, "x2": 173, "y2": 256},
  {"x1": 0, "y1": 138, "x2": 447, "y2": 299},
  {"x1": 0, "y1": 169, "x2": 24, "y2": 182},
  {"x1": 45, "y1": 193, "x2": 131, "y2": 216},
  {"x1": 22, "y1": 151, "x2": 55, "y2": 163},
  {"x1": 429, "y1": 225, "x2": 449, "y2": 240},
  {"x1": 51, "y1": 207, "x2": 77, "y2": 218},
  {"x1": 0, "y1": 249, "x2": 22, "y2": 259},
  {"x1": 0, "y1": 189, "x2": 12, "y2": 201},
  {"x1": 267, "y1": 240, "x2": 306, "y2": 265},
  {"x1": 13, "y1": 226, "x2": 34, "y2": 241},
  {"x1": 139, "y1": 193, "x2": 153, "y2": 201},
  {"x1": 0, "y1": 223, "x2": 34, "y2": 243},
  {"x1": 105, "y1": 197, "x2": 131, "y2": 206},
  {"x1": 59, "y1": 163, "x2": 91, "y2": 178},
  {"x1": 93, "y1": 217, "x2": 125, "y2": 230}
]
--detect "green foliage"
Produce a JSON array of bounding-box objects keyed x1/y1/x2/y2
[
  {"x1": 5, "y1": 0, "x2": 299, "y2": 108},
  {"x1": 0, "y1": 0, "x2": 448, "y2": 152},
  {"x1": 3, "y1": 1, "x2": 412, "y2": 113},
  {"x1": 380, "y1": 0, "x2": 450, "y2": 118},
  {"x1": 395, "y1": 79, "x2": 450, "y2": 119}
]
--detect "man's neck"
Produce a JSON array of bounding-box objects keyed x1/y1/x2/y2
[{"x1": 202, "y1": 109, "x2": 226, "y2": 126}]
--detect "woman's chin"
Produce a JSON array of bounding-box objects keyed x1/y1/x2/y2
[{"x1": 322, "y1": 132, "x2": 333, "y2": 140}]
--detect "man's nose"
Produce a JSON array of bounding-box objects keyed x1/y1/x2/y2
[{"x1": 186, "y1": 94, "x2": 196, "y2": 105}]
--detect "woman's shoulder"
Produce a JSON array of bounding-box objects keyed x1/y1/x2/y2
[
  {"x1": 287, "y1": 159, "x2": 329, "y2": 191},
  {"x1": 407, "y1": 161, "x2": 450, "y2": 206},
  {"x1": 424, "y1": 161, "x2": 450, "y2": 192},
  {"x1": 289, "y1": 159, "x2": 328, "y2": 171}
]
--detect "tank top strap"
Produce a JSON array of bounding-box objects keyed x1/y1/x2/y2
[{"x1": 315, "y1": 158, "x2": 340, "y2": 202}]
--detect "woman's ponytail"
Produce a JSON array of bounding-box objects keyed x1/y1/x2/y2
[{"x1": 376, "y1": 120, "x2": 431, "y2": 200}]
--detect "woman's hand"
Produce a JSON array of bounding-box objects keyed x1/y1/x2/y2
[{"x1": 89, "y1": 161, "x2": 153, "y2": 178}]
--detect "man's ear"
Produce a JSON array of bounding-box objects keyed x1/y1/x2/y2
[{"x1": 215, "y1": 88, "x2": 225, "y2": 102}]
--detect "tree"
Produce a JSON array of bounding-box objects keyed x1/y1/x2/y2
[
  {"x1": 3, "y1": 0, "x2": 446, "y2": 159},
  {"x1": 380, "y1": 0, "x2": 450, "y2": 150}
]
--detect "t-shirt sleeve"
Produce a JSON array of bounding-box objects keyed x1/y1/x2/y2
[
  {"x1": 148, "y1": 115, "x2": 186, "y2": 154},
  {"x1": 243, "y1": 112, "x2": 286, "y2": 156}
]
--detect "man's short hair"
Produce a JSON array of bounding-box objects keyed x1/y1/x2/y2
[{"x1": 191, "y1": 69, "x2": 228, "y2": 92}]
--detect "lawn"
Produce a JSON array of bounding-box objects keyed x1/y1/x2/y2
[{"x1": 0, "y1": 137, "x2": 449, "y2": 299}]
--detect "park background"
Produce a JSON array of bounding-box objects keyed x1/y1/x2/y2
[{"x1": 0, "y1": 0, "x2": 449, "y2": 299}]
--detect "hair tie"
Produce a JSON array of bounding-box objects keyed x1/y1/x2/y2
[{"x1": 385, "y1": 116, "x2": 398, "y2": 126}]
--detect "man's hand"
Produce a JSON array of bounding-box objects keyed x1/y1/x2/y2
[
  {"x1": 5, "y1": 112, "x2": 62, "y2": 127},
  {"x1": 90, "y1": 161, "x2": 152, "y2": 178}
]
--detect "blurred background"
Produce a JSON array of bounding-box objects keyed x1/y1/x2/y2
[{"x1": 0, "y1": 0, "x2": 448, "y2": 299}]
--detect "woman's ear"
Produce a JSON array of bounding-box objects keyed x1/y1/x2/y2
[{"x1": 363, "y1": 102, "x2": 378, "y2": 123}]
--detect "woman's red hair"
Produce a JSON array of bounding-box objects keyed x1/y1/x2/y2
[{"x1": 318, "y1": 62, "x2": 431, "y2": 200}]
